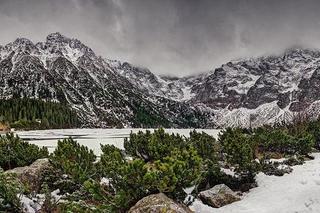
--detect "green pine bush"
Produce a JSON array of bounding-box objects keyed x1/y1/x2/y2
[
  {"x1": 219, "y1": 128, "x2": 257, "y2": 176},
  {"x1": 124, "y1": 128, "x2": 186, "y2": 161},
  {"x1": 98, "y1": 131, "x2": 205, "y2": 211},
  {"x1": 0, "y1": 169, "x2": 24, "y2": 212},
  {"x1": 49, "y1": 138, "x2": 97, "y2": 184},
  {"x1": 0, "y1": 133, "x2": 48, "y2": 170}
]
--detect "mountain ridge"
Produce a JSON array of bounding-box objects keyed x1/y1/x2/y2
[
  {"x1": 118, "y1": 47, "x2": 320, "y2": 127},
  {"x1": 0, "y1": 32, "x2": 211, "y2": 128},
  {"x1": 1, "y1": 33, "x2": 320, "y2": 128}
]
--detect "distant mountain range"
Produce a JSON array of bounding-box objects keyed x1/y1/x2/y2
[{"x1": 1, "y1": 33, "x2": 320, "y2": 128}]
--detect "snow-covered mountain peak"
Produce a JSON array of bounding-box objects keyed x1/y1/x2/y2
[
  {"x1": 45, "y1": 33, "x2": 91, "y2": 52},
  {"x1": 2, "y1": 38, "x2": 35, "y2": 53},
  {"x1": 0, "y1": 38, "x2": 38, "y2": 63},
  {"x1": 45, "y1": 32, "x2": 94, "y2": 53},
  {"x1": 32, "y1": 33, "x2": 96, "y2": 66},
  {"x1": 46, "y1": 32, "x2": 69, "y2": 43},
  {"x1": 281, "y1": 48, "x2": 317, "y2": 61},
  {"x1": 13, "y1": 38, "x2": 34, "y2": 46}
]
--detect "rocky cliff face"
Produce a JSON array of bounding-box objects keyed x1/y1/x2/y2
[
  {"x1": 120, "y1": 48, "x2": 320, "y2": 127},
  {"x1": 195, "y1": 48, "x2": 320, "y2": 127}
]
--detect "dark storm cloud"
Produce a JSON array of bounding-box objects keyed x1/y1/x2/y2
[{"x1": 1, "y1": 0, "x2": 320, "y2": 76}]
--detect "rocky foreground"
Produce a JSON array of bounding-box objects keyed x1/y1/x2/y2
[{"x1": 7, "y1": 154, "x2": 320, "y2": 212}]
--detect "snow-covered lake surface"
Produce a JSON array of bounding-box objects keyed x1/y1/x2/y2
[
  {"x1": 15, "y1": 128, "x2": 221, "y2": 156},
  {"x1": 191, "y1": 153, "x2": 320, "y2": 213}
]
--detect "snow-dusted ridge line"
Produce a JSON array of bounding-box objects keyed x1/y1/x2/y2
[
  {"x1": 117, "y1": 47, "x2": 320, "y2": 128},
  {"x1": 2, "y1": 33, "x2": 320, "y2": 128}
]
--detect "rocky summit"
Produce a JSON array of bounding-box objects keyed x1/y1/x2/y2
[{"x1": 1, "y1": 33, "x2": 320, "y2": 128}]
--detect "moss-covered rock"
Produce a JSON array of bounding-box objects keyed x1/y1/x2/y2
[{"x1": 5, "y1": 158, "x2": 50, "y2": 192}]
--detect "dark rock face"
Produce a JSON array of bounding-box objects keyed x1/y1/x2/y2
[
  {"x1": 128, "y1": 193, "x2": 193, "y2": 213},
  {"x1": 289, "y1": 102, "x2": 310, "y2": 112},
  {"x1": 298, "y1": 67, "x2": 320, "y2": 103},
  {"x1": 189, "y1": 49, "x2": 320, "y2": 112}
]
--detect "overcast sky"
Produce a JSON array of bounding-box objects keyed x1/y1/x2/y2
[{"x1": 1, "y1": 0, "x2": 320, "y2": 76}]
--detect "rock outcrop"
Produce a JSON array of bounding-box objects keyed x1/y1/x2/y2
[
  {"x1": 5, "y1": 158, "x2": 50, "y2": 192},
  {"x1": 199, "y1": 184, "x2": 240, "y2": 208}
]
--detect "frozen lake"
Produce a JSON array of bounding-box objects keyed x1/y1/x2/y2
[{"x1": 15, "y1": 128, "x2": 220, "y2": 156}]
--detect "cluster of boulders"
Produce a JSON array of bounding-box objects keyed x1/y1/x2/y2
[
  {"x1": 129, "y1": 184, "x2": 241, "y2": 212},
  {"x1": 128, "y1": 157, "x2": 305, "y2": 212}
]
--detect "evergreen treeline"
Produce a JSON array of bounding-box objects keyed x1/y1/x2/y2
[{"x1": 0, "y1": 98, "x2": 79, "y2": 129}]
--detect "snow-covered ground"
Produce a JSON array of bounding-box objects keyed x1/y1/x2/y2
[
  {"x1": 191, "y1": 153, "x2": 320, "y2": 213},
  {"x1": 15, "y1": 128, "x2": 220, "y2": 156}
]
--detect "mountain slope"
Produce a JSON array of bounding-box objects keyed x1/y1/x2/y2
[
  {"x1": 117, "y1": 48, "x2": 320, "y2": 128},
  {"x1": 0, "y1": 33, "x2": 211, "y2": 128},
  {"x1": 190, "y1": 49, "x2": 320, "y2": 127},
  {"x1": 112, "y1": 61, "x2": 207, "y2": 101}
]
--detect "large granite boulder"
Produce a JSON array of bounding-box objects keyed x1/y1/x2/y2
[
  {"x1": 5, "y1": 158, "x2": 50, "y2": 192},
  {"x1": 128, "y1": 193, "x2": 193, "y2": 213},
  {"x1": 199, "y1": 184, "x2": 240, "y2": 208}
]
